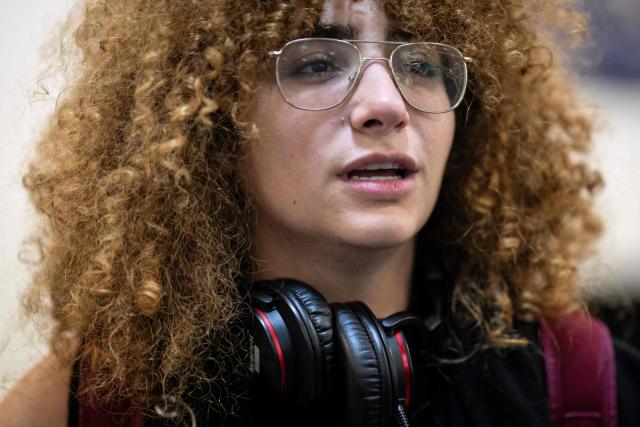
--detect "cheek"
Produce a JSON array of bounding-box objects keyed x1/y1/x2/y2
[
  {"x1": 438, "y1": 120, "x2": 456, "y2": 166},
  {"x1": 253, "y1": 98, "x2": 339, "y2": 186},
  {"x1": 246, "y1": 100, "x2": 295, "y2": 189},
  {"x1": 245, "y1": 107, "x2": 325, "y2": 209},
  {"x1": 421, "y1": 112, "x2": 456, "y2": 170}
]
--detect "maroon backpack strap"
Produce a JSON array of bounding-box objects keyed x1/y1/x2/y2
[
  {"x1": 78, "y1": 399, "x2": 146, "y2": 427},
  {"x1": 73, "y1": 361, "x2": 146, "y2": 427},
  {"x1": 540, "y1": 310, "x2": 617, "y2": 427}
]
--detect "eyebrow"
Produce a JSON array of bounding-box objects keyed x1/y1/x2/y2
[
  {"x1": 312, "y1": 23, "x2": 413, "y2": 42},
  {"x1": 313, "y1": 23, "x2": 357, "y2": 39}
]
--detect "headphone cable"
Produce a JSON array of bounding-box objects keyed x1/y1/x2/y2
[{"x1": 395, "y1": 403, "x2": 410, "y2": 427}]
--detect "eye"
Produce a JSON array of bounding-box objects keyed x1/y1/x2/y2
[
  {"x1": 289, "y1": 54, "x2": 342, "y2": 78},
  {"x1": 296, "y1": 60, "x2": 337, "y2": 74},
  {"x1": 403, "y1": 58, "x2": 443, "y2": 78}
]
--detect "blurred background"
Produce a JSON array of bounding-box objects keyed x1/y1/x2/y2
[
  {"x1": 575, "y1": 0, "x2": 640, "y2": 348},
  {"x1": 576, "y1": 0, "x2": 640, "y2": 294},
  {"x1": 1, "y1": 0, "x2": 639, "y2": 400}
]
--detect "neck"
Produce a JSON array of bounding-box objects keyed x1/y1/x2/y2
[{"x1": 253, "y1": 227, "x2": 415, "y2": 318}]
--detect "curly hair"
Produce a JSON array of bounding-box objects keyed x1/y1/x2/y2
[{"x1": 22, "y1": 0, "x2": 602, "y2": 410}]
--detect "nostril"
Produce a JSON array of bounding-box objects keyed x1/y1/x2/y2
[{"x1": 363, "y1": 119, "x2": 384, "y2": 128}]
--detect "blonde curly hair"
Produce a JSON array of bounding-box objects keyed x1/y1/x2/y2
[{"x1": 22, "y1": 0, "x2": 602, "y2": 410}]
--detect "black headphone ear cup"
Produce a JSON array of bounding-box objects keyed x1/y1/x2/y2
[
  {"x1": 332, "y1": 302, "x2": 393, "y2": 427},
  {"x1": 281, "y1": 280, "x2": 336, "y2": 399},
  {"x1": 251, "y1": 279, "x2": 334, "y2": 406}
]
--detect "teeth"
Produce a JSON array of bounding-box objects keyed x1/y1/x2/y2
[
  {"x1": 361, "y1": 162, "x2": 401, "y2": 171},
  {"x1": 350, "y1": 176, "x2": 401, "y2": 181}
]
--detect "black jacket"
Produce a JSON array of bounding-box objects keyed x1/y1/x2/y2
[{"x1": 69, "y1": 251, "x2": 640, "y2": 426}]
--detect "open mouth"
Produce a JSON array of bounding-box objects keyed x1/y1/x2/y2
[{"x1": 347, "y1": 162, "x2": 409, "y2": 181}]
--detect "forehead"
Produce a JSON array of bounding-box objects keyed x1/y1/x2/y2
[{"x1": 319, "y1": 0, "x2": 391, "y2": 40}]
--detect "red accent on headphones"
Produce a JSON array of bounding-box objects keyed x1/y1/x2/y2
[
  {"x1": 395, "y1": 331, "x2": 411, "y2": 408},
  {"x1": 255, "y1": 308, "x2": 286, "y2": 392}
]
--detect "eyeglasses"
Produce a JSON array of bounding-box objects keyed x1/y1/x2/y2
[{"x1": 268, "y1": 38, "x2": 472, "y2": 114}]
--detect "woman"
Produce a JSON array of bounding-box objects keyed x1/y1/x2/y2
[{"x1": 2, "y1": 0, "x2": 639, "y2": 426}]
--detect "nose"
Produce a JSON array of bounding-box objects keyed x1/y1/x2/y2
[{"x1": 347, "y1": 62, "x2": 410, "y2": 134}]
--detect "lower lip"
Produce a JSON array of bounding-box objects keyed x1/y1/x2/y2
[{"x1": 341, "y1": 174, "x2": 416, "y2": 198}]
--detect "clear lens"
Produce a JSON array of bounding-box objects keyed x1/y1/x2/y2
[
  {"x1": 276, "y1": 39, "x2": 360, "y2": 110},
  {"x1": 391, "y1": 43, "x2": 467, "y2": 113},
  {"x1": 275, "y1": 39, "x2": 468, "y2": 113}
]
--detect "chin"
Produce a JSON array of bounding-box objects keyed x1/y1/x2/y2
[{"x1": 337, "y1": 218, "x2": 422, "y2": 250}]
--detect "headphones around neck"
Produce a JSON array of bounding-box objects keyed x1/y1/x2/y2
[{"x1": 249, "y1": 278, "x2": 428, "y2": 427}]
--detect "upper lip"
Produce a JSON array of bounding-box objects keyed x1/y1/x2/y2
[{"x1": 340, "y1": 152, "x2": 418, "y2": 178}]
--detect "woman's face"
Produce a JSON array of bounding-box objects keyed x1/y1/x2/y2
[{"x1": 243, "y1": 0, "x2": 455, "y2": 251}]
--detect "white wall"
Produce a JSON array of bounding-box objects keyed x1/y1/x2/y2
[
  {"x1": 0, "y1": 0, "x2": 74, "y2": 399},
  {"x1": 0, "y1": 0, "x2": 639, "y2": 401},
  {"x1": 581, "y1": 78, "x2": 640, "y2": 297}
]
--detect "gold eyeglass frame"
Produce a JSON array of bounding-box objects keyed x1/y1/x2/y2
[{"x1": 268, "y1": 38, "x2": 473, "y2": 114}]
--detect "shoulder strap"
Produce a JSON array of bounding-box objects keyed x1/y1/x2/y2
[
  {"x1": 540, "y1": 310, "x2": 617, "y2": 427},
  {"x1": 70, "y1": 361, "x2": 146, "y2": 427},
  {"x1": 77, "y1": 400, "x2": 145, "y2": 427}
]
